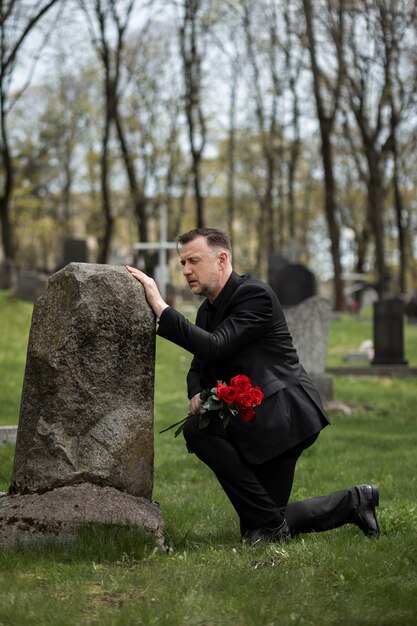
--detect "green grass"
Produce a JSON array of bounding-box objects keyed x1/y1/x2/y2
[
  {"x1": 0, "y1": 292, "x2": 417, "y2": 625},
  {"x1": 0, "y1": 291, "x2": 33, "y2": 426}
]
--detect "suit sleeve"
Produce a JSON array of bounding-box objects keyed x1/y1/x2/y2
[
  {"x1": 157, "y1": 283, "x2": 273, "y2": 361},
  {"x1": 186, "y1": 356, "x2": 204, "y2": 399}
]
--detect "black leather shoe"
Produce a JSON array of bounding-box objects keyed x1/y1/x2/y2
[
  {"x1": 242, "y1": 519, "x2": 291, "y2": 545},
  {"x1": 354, "y1": 484, "x2": 381, "y2": 536}
]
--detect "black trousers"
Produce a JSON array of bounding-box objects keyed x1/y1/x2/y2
[{"x1": 183, "y1": 415, "x2": 358, "y2": 535}]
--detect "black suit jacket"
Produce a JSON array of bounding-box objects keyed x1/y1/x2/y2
[{"x1": 157, "y1": 271, "x2": 330, "y2": 464}]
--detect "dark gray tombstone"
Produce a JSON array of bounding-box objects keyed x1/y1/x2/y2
[
  {"x1": 268, "y1": 254, "x2": 289, "y2": 289},
  {"x1": 271, "y1": 263, "x2": 316, "y2": 306},
  {"x1": 62, "y1": 238, "x2": 88, "y2": 266},
  {"x1": 371, "y1": 299, "x2": 408, "y2": 366}
]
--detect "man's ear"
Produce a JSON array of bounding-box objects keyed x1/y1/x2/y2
[{"x1": 218, "y1": 251, "x2": 229, "y2": 269}]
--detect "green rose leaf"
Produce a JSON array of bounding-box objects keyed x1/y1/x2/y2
[
  {"x1": 200, "y1": 389, "x2": 211, "y2": 402},
  {"x1": 202, "y1": 397, "x2": 222, "y2": 412}
]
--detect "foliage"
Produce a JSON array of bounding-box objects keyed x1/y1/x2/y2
[{"x1": 1, "y1": 1, "x2": 416, "y2": 293}]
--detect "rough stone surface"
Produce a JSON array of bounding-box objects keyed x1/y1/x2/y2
[
  {"x1": 284, "y1": 295, "x2": 331, "y2": 376},
  {"x1": 0, "y1": 483, "x2": 166, "y2": 550},
  {"x1": 284, "y1": 296, "x2": 333, "y2": 401},
  {"x1": 10, "y1": 263, "x2": 156, "y2": 499}
]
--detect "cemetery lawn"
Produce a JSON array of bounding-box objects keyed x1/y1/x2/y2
[{"x1": 0, "y1": 294, "x2": 416, "y2": 625}]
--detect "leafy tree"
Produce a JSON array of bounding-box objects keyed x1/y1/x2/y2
[
  {"x1": 0, "y1": 0, "x2": 61, "y2": 284},
  {"x1": 301, "y1": 0, "x2": 346, "y2": 310}
]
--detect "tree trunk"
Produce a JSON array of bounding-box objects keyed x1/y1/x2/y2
[
  {"x1": 321, "y1": 129, "x2": 344, "y2": 309},
  {"x1": 0, "y1": 90, "x2": 15, "y2": 286},
  {"x1": 97, "y1": 103, "x2": 114, "y2": 265},
  {"x1": 366, "y1": 149, "x2": 387, "y2": 294},
  {"x1": 393, "y1": 169, "x2": 406, "y2": 294},
  {"x1": 390, "y1": 115, "x2": 407, "y2": 294},
  {"x1": 355, "y1": 223, "x2": 370, "y2": 275},
  {"x1": 302, "y1": 0, "x2": 345, "y2": 310},
  {"x1": 190, "y1": 151, "x2": 204, "y2": 228},
  {"x1": 180, "y1": 0, "x2": 206, "y2": 227},
  {"x1": 114, "y1": 108, "x2": 148, "y2": 245},
  {"x1": 226, "y1": 66, "x2": 238, "y2": 246}
]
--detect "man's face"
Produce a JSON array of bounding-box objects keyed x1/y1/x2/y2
[{"x1": 180, "y1": 236, "x2": 224, "y2": 301}]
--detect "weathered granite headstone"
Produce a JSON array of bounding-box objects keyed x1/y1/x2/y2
[
  {"x1": 284, "y1": 296, "x2": 333, "y2": 401},
  {"x1": 0, "y1": 263, "x2": 165, "y2": 549},
  {"x1": 270, "y1": 259, "x2": 332, "y2": 401}
]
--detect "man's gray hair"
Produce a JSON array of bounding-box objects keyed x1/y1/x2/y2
[{"x1": 177, "y1": 228, "x2": 232, "y2": 257}]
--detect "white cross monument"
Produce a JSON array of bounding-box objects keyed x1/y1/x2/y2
[{"x1": 133, "y1": 206, "x2": 177, "y2": 300}]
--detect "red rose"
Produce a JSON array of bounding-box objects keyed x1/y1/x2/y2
[
  {"x1": 217, "y1": 385, "x2": 239, "y2": 404},
  {"x1": 250, "y1": 386, "x2": 264, "y2": 406},
  {"x1": 237, "y1": 391, "x2": 255, "y2": 408},
  {"x1": 216, "y1": 383, "x2": 227, "y2": 398},
  {"x1": 230, "y1": 374, "x2": 252, "y2": 392},
  {"x1": 239, "y1": 406, "x2": 256, "y2": 421}
]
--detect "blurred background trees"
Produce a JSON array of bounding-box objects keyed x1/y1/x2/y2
[{"x1": 1, "y1": 0, "x2": 416, "y2": 307}]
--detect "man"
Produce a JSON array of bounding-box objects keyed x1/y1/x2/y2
[{"x1": 126, "y1": 227, "x2": 380, "y2": 543}]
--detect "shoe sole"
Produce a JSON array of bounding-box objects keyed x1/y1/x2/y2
[
  {"x1": 369, "y1": 484, "x2": 381, "y2": 535},
  {"x1": 371, "y1": 484, "x2": 380, "y2": 507}
]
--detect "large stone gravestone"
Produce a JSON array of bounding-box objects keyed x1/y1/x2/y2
[
  {"x1": 269, "y1": 259, "x2": 332, "y2": 401},
  {"x1": 0, "y1": 263, "x2": 165, "y2": 549},
  {"x1": 284, "y1": 296, "x2": 333, "y2": 401}
]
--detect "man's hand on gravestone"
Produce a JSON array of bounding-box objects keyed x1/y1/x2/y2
[{"x1": 126, "y1": 266, "x2": 169, "y2": 319}]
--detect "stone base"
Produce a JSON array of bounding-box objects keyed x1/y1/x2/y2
[
  {"x1": 0, "y1": 483, "x2": 166, "y2": 551},
  {"x1": 310, "y1": 374, "x2": 333, "y2": 402}
]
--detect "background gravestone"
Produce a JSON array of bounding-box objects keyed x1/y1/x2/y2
[
  {"x1": 12, "y1": 270, "x2": 48, "y2": 301},
  {"x1": 284, "y1": 296, "x2": 333, "y2": 401},
  {"x1": 269, "y1": 258, "x2": 332, "y2": 400},
  {"x1": 62, "y1": 237, "x2": 89, "y2": 267},
  {"x1": 371, "y1": 298, "x2": 408, "y2": 366},
  {"x1": 1, "y1": 263, "x2": 165, "y2": 549},
  {"x1": 268, "y1": 254, "x2": 289, "y2": 292},
  {"x1": 270, "y1": 262, "x2": 316, "y2": 306}
]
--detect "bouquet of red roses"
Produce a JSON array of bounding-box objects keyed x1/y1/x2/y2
[{"x1": 160, "y1": 374, "x2": 264, "y2": 438}]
